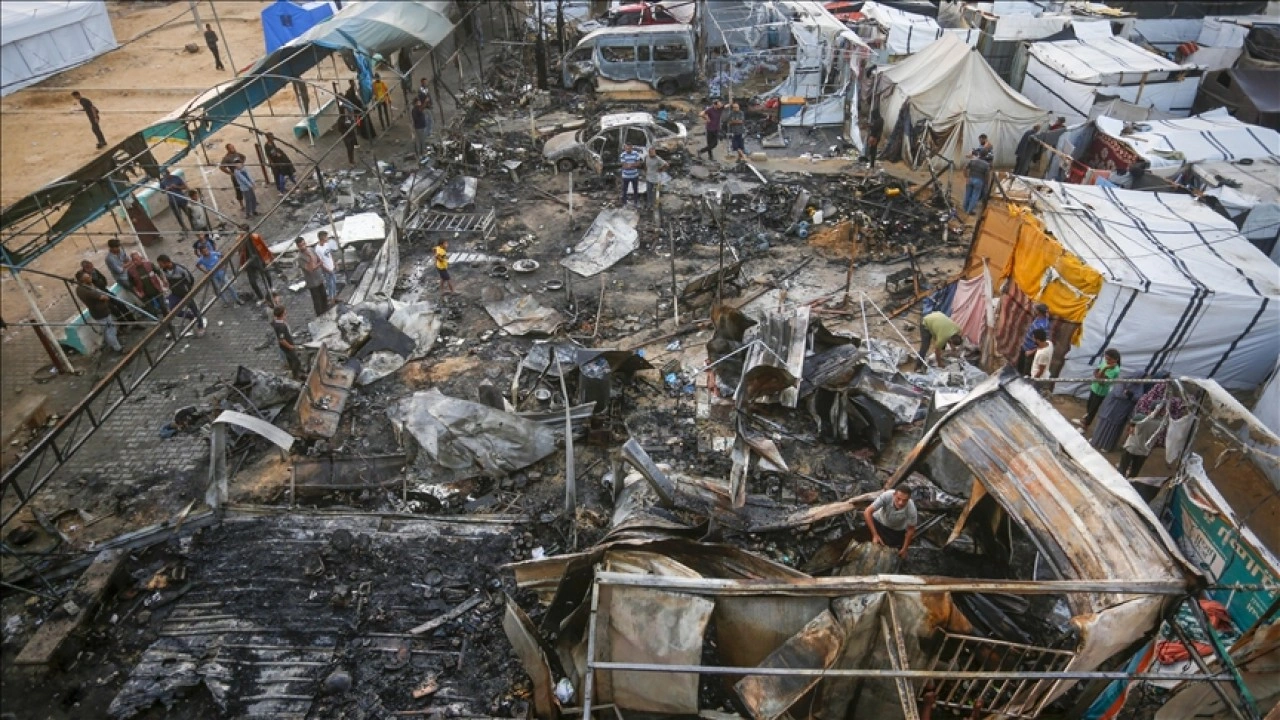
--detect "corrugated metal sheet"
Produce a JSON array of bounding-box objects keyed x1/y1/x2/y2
[{"x1": 929, "y1": 374, "x2": 1188, "y2": 611}]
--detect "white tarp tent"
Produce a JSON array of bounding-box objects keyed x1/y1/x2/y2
[
  {"x1": 1094, "y1": 109, "x2": 1280, "y2": 177},
  {"x1": 1020, "y1": 36, "x2": 1200, "y2": 124},
  {"x1": 1031, "y1": 181, "x2": 1280, "y2": 392},
  {"x1": 859, "y1": 1, "x2": 978, "y2": 61},
  {"x1": 0, "y1": 1, "x2": 117, "y2": 97},
  {"x1": 876, "y1": 33, "x2": 1050, "y2": 166},
  {"x1": 1185, "y1": 157, "x2": 1280, "y2": 262}
]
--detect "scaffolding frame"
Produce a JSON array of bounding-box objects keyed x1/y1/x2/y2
[{"x1": 578, "y1": 572, "x2": 1267, "y2": 720}]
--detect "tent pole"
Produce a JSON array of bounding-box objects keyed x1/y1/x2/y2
[
  {"x1": 197, "y1": 140, "x2": 222, "y2": 216},
  {"x1": 10, "y1": 267, "x2": 75, "y2": 375}
]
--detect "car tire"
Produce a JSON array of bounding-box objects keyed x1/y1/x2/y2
[
  {"x1": 574, "y1": 79, "x2": 594, "y2": 94},
  {"x1": 656, "y1": 78, "x2": 677, "y2": 96},
  {"x1": 557, "y1": 158, "x2": 578, "y2": 172}
]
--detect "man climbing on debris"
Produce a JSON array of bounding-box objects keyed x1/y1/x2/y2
[
  {"x1": 865, "y1": 110, "x2": 884, "y2": 168},
  {"x1": 271, "y1": 305, "x2": 305, "y2": 379},
  {"x1": 263, "y1": 134, "x2": 297, "y2": 194},
  {"x1": 296, "y1": 237, "x2": 329, "y2": 316},
  {"x1": 917, "y1": 310, "x2": 965, "y2": 370},
  {"x1": 204, "y1": 23, "x2": 225, "y2": 71},
  {"x1": 1017, "y1": 302, "x2": 1051, "y2": 375},
  {"x1": 619, "y1": 142, "x2": 643, "y2": 206},
  {"x1": 71, "y1": 91, "x2": 107, "y2": 149},
  {"x1": 645, "y1": 146, "x2": 669, "y2": 208},
  {"x1": 962, "y1": 151, "x2": 991, "y2": 216},
  {"x1": 699, "y1": 99, "x2": 723, "y2": 160},
  {"x1": 435, "y1": 238, "x2": 455, "y2": 295},
  {"x1": 727, "y1": 102, "x2": 747, "y2": 162},
  {"x1": 864, "y1": 486, "x2": 918, "y2": 558},
  {"x1": 76, "y1": 271, "x2": 123, "y2": 353}
]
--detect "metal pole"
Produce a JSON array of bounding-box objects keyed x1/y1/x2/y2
[
  {"x1": 10, "y1": 267, "x2": 74, "y2": 374},
  {"x1": 586, "y1": 661, "x2": 1237, "y2": 683},
  {"x1": 209, "y1": 2, "x2": 236, "y2": 76},
  {"x1": 188, "y1": 0, "x2": 202, "y2": 32}
]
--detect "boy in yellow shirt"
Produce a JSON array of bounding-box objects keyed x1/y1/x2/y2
[{"x1": 372, "y1": 73, "x2": 391, "y2": 131}]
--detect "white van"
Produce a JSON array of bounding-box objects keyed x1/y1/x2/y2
[{"x1": 562, "y1": 25, "x2": 697, "y2": 95}]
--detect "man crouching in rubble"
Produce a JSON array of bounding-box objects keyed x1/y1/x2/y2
[{"x1": 864, "y1": 487, "x2": 918, "y2": 558}]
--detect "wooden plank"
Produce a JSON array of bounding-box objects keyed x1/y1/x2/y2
[{"x1": 15, "y1": 548, "x2": 126, "y2": 666}]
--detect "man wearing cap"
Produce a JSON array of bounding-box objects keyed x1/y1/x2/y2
[{"x1": 1018, "y1": 303, "x2": 1051, "y2": 375}]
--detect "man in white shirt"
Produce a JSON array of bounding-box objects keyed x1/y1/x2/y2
[
  {"x1": 1030, "y1": 328, "x2": 1054, "y2": 379},
  {"x1": 863, "y1": 487, "x2": 918, "y2": 558},
  {"x1": 315, "y1": 230, "x2": 339, "y2": 304}
]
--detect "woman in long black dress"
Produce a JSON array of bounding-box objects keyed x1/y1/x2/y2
[{"x1": 1089, "y1": 376, "x2": 1143, "y2": 452}]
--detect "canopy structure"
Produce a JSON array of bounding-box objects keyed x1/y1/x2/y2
[
  {"x1": 875, "y1": 33, "x2": 1050, "y2": 167},
  {"x1": 0, "y1": 0, "x2": 117, "y2": 97},
  {"x1": 1094, "y1": 109, "x2": 1280, "y2": 177},
  {"x1": 261, "y1": 0, "x2": 335, "y2": 54},
  {"x1": 1020, "y1": 36, "x2": 1200, "y2": 124},
  {"x1": 980, "y1": 179, "x2": 1280, "y2": 391},
  {"x1": 1, "y1": 1, "x2": 456, "y2": 269}
]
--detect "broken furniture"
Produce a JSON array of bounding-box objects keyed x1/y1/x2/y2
[{"x1": 295, "y1": 344, "x2": 355, "y2": 439}]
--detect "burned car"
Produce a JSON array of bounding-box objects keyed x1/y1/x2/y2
[{"x1": 542, "y1": 111, "x2": 687, "y2": 173}]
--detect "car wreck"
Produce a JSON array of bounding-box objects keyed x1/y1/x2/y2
[
  {"x1": 505, "y1": 371, "x2": 1202, "y2": 719},
  {"x1": 543, "y1": 111, "x2": 688, "y2": 173}
]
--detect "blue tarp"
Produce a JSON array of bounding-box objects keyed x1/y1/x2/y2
[{"x1": 261, "y1": 0, "x2": 335, "y2": 54}]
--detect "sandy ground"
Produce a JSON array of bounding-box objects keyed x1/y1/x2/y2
[{"x1": 0, "y1": 1, "x2": 277, "y2": 327}]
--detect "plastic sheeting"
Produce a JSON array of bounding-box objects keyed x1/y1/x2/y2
[
  {"x1": 876, "y1": 33, "x2": 1050, "y2": 167},
  {"x1": 1026, "y1": 181, "x2": 1280, "y2": 391},
  {"x1": 388, "y1": 389, "x2": 558, "y2": 483},
  {"x1": 1, "y1": 0, "x2": 117, "y2": 96},
  {"x1": 1095, "y1": 109, "x2": 1280, "y2": 177},
  {"x1": 1021, "y1": 36, "x2": 1199, "y2": 124},
  {"x1": 261, "y1": 0, "x2": 336, "y2": 54},
  {"x1": 861, "y1": 1, "x2": 977, "y2": 57},
  {"x1": 289, "y1": 0, "x2": 453, "y2": 55}
]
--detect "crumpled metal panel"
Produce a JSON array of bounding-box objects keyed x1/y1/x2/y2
[
  {"x1": 561, "y1": 207, "x2": 639, "y2": 277},
  {"x1": 295, "y1": 344, "x2": 354, "y2": 439}
]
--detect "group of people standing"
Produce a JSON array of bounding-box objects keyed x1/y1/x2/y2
[{"x1": 1016, "y1": 303, "x2": 1189, "y2": 497}]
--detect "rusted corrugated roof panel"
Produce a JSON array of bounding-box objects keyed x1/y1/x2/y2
[{"x1": 926, "y1": 374, "x2": 1189, "y2": 609}]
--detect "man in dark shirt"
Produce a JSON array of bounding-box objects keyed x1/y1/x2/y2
[
  {"x1": 159, "y1": 171, "x2": 191, "y2": 232},
  {"x1": 271, "y1": 305, "x2": 305, "y2": 379},
  {"x1": 71, "y1": 91, "x2": 107, "y2": 148},
  {"x1": 76, "y1": 271, "x2": 123, "y2": 352},
  {"x1": 345, "y1": 79, "x2": 375, "y2": 140},
  {"x1": 1014, "y1": 124, "x2": 1042, "y2": 176},
  {"x1": 963, "y1": 153, "x2": 991, "y2": 215},
  {"x1": 411, "y1": 98, "x2": 431, "y2": 157},
  {"x1": 337, "y1": 107, "x2": 357, "y2": 165},
  {"x1": 157, "y1": 254, "x2": 205, "y2": 336},
  {"x1": 866, "y1": 110, "x2": 884, "y2": 168},
  {"x1": 204, "y1": 23, "x2": 225, "y2": 71},
  {"x1": 699, "y1": 100, "x2": 723, "y2": 159},
  {"x1": 263, "y1": 133, "x2": 297, "y2": 193},
  {"x1": 219, "y1": 143, "x2": 249, "y2": 211}
]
